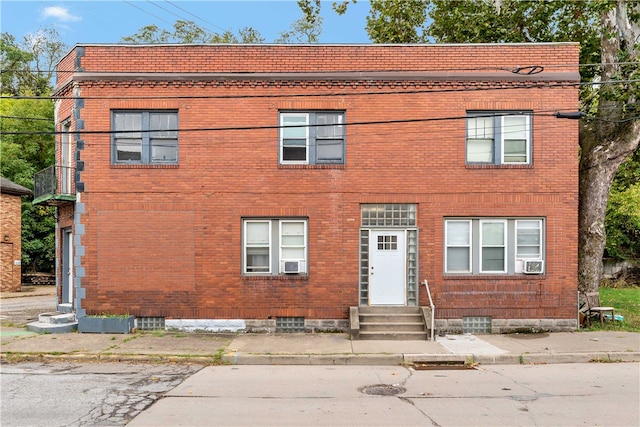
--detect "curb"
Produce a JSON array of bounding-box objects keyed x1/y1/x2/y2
[{"x1": 3, "y1": 351, "x2": 638, "y2": 366}]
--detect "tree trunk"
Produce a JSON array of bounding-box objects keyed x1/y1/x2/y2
[
  {"x1": 578, "y1": 127, "x2": 639, "y2": 293},
  {"x1": 577, "y1": 0, "x2": 639, "y2": 294}
]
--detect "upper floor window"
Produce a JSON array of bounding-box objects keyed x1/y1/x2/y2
[
  {"x1": 280, "y1": 112, "x2": 345, "y2": 165},
  {"x1": 466, "y1": 112, "x2": 531, "y2": 165},
  {"x1": 112, "y1": 111, "x2": 178, "y2": 164}
]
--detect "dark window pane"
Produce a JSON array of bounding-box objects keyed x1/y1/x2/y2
[{"x1": 283, "y1": 146, "x2": 307, "y2": 161}]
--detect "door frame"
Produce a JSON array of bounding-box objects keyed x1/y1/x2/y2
[{"x1": 61, "y1": 228, "x2": 73, "y2": 306}]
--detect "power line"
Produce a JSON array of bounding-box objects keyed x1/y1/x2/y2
[
  {"x1": 0, "y1": 115, "x2": 53, "y2": 121},
  {"x1": 163, "y1": 0, "x2": 229, "y2": 33},
  {"x1": 122, "y1": 0, "x2": 173, "y2": 26},
  {"x1": 0, "y1": 110, "x2": 605, "y2": 137},
  {"x1": 4, "y1": 61, "x2": 638, "y2": 75},
  {"x1": 4, "y1": 79, "x2": 638, "y2": 102}
]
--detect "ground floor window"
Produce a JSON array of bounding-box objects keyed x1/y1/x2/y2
[
  {"x1": 445, "y1": 218, "x2": 544, "y2": 275},
  {"x1": 243, "y1": 218, "x2": 307, "y2": 275}
]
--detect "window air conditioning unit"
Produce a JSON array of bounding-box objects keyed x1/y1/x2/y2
[
  {"x1": 523, "y1": 260, "x2": 544, "y2": 274},
  {"x1": 281, "y1": 260, "x2": 305, "y2": 274}
]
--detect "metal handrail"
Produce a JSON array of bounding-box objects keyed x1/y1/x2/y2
[
  {"x1": 33, "y1": 165, "x2": 75, "y2": 200},
  {"x1": 422, "y1": 279, "x2": 435, "y2": 341}
]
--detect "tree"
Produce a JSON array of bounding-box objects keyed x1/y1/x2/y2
[
  {"x1": 1, "y1": 29, "x2": 64, "y2": 273},
  {"x1": 121, "y1": 20, "x2": 264, "y2": 44},
  {"x1": 577, "y1": 1, "x2": 639, "y2": 292},
  {"x1": 606, "y1": 146, "x2": 640, "y2": 261},
  {"x1": 0, "y1": 98, "x2": 57, "y2": 273},
  {"x1": 337, "y1": 0, "x2": 640, "y2": 293},
  {"x1": 276, "y1": 0, "x2": 323, "y2": 43}
]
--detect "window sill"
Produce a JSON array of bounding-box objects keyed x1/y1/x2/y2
[
  {"x1": 241, "y1": 274, "x2": 309, "y2": 287},
  {"x1": 465, "y1": 164, "x2": 532, "y2": 170},
  {"x1": 278, "y1": 164, "x2": 345, "y2": 170},
  {"x1": 111, "y1": 164, "x2": 179, "y2": 169},
  {"x1": 443, "y1": 274, "x2": 545, "y2": 280},
  {"x1": 242, "y1": 274, "x2": 309, "y2": 281}
]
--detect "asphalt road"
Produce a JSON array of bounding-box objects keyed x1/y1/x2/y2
[
  {"x1": 1, "y1": 362, "x2": 203, "y2": 427},
  {"x1": 2, "y1": 362, "x2": 637, "y2": 427},
  {"x1": 0, "y1": 294, "x2": 56, "y2": 327},
  {"x1": 130, "y1": 363, "x2": 640, "y2": 426}
]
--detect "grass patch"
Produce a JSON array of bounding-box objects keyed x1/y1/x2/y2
[{"x1": 584, "y1": 287, "x2": 640, "y2": 332}]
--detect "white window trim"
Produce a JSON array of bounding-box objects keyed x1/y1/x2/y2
[
  {"x1": 500, "y1": 115, "x2": 531, "y2": 165},
  {"x1": 243, "y1": 218, "x2": 308, "y2": 275},
  {"x1": 515, "y1": 219, "x2": 543, "y2": 260},
  {"x1": 278, "y1": 220, "x2": 308, "y2": 273},
  {"x1": 445, "y1": 220, "x2": 472, "y2": 274},
  {"x1": 243, "y1": 220, "x2": 272, "y2": 274},
  {"x1": 466, "y1": 112, "x2": 532, "y2": 165},
  {"x1": 479, "y1": 219, "x2": 507, "y2": 273},
  {"x1": 445, "y1": 218, "x2": 544, "y2": 275},
  {"x1": 280, "y1": 113, "x2": 309, "y2": 165}
]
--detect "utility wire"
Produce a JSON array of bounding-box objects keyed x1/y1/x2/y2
[
  {"x1": 4, "y1": 61, "x2": 638, "y2": 75},
  {"x1": 164, "y1": 0, "x2": 229, "y2": 33},
  {"x1": 3, "y1": 79, "x2": 638, "y2": 101},
  {"x1": 122, "y1": 0, "x2": 173, "y2": 25},
  {"x1": 0, "y1": 110, "x2": 604, "y2": 137}
]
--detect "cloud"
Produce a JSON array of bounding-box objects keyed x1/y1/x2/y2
[{"x1": 41, "y1": 6, "x2": 81, "y2": 23}]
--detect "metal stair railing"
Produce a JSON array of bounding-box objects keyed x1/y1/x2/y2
[{"x1": 422, "y1": 279, "x2": 435, "y2": 341}]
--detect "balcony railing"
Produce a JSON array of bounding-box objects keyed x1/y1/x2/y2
[{"x1": 33, "y1": 165, "x2": 76, "y2": 205}]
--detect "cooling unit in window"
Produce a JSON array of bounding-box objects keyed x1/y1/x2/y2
[
  {"x1": 523, "y1": 260, "x2": 544, "y2": 274},
  {"x1": 281, "y1": 260, "x2": 305, "y2": 274}
]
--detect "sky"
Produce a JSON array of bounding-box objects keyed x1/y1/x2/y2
[{"x1": 1, "y1": 0, "x2": 372, "y2": 49}]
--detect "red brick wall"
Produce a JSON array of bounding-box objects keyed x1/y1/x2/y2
[
  {"x1": 1, "y1": 194, "x2": 23, "y2": 292},
  {"x1": 58, "y1": 44, "x2": 580, "y2": 322}
]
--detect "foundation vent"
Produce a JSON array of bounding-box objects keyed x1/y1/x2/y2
[
  {"x1": 276, "y1": 316, "x2": 305, "y2": 332},
  {"x1": 137, "y1": 317, "x2": 165, "y2": 331},
  {"x1": 463, "y1": 316, "x2": 491, "y2": 334}
]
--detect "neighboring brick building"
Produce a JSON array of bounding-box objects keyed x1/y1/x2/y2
[
  {"x1": 1, "y1": 177, "x2": 31, "y2": 292},
  {"x1": 36, "y1": 43, "x2": 580, "y2": 334}
]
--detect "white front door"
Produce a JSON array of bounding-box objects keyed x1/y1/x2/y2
[
  {"x1": 369, "y1": 230, "x2": 406, "y2": 305},
  {"x1": 62, "y1": 229, "x2": 73, "y2": 305}
]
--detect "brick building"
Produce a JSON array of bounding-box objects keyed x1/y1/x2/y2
[
  {"x1": 35, "y1": 43, "x2": 580, "y2": 335},
  {"x1": 1, "y1": 177, "x2": 31, "y2": 292}
]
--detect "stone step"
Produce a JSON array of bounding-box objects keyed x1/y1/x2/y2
[
  {"x1": 37, "y1": 312, "x2": 76, "y2": 324},
  {"x1": 360, "y1": 322, "x2": 426, "y2": 332},
  {"x1": 26, "y1": 321, "x2": 78, "y2": 334},
  {"x1": 358, "y1": 331, "x2": 429, "y2": 341},
  {"x1": 359, "y1": 314, "x2": 424, "y2": 323},
  {"x1": 358, "y1": 306, "x2": 422, "y2": 314}
]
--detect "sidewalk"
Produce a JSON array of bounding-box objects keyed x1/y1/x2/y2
[
  {"x1": 2, "y1": 286, "x2": 638, "y2": 366},
  {"x1": 1, "y1": 326, "x2": 638, "y2": 366}
]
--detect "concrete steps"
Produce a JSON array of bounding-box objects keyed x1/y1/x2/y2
[
  {"x1": 352, "y1": 306, "x2": 429, "y2": 340},
  {"x1": 26, "y1": 312, "x2": 78, "y2": 334}
]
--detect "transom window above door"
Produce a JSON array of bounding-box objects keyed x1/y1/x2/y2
[
  {"x1": 279, "y1": 112, "x2": 345, "y2": 165},
  {"x1": 466, "y1": 112, "x2": 532, "y2": 165}
]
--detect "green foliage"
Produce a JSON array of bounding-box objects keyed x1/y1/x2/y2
[
  {"x1": 367, "y1": 0, "x2": 430, "y2": 43},
  {"x1": 606, "y1": 148, "x2": 640, "y2": 260},
  {"x1": 1, "y1": 29, "x2": 63, "y2": 274},
  {"x1": 1, "y1": 98, "x2": 56, "y2": 273},
  {"x1": 585, "y1": 287, "x2": 640, "y2": 332},
  {"x1": 276, "y1": 0, "x2": 323, "y2": 43},
  {"x1": 121, "y1": 20, "x2": 264, "y2": 44},
  {"x1": 1, "y1": 29, "x2": 65, "y2": 96}
]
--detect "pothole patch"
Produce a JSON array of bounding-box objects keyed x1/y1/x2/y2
[{"x1": 359, "y1": 384, "x2": 406, "y2": 396}]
